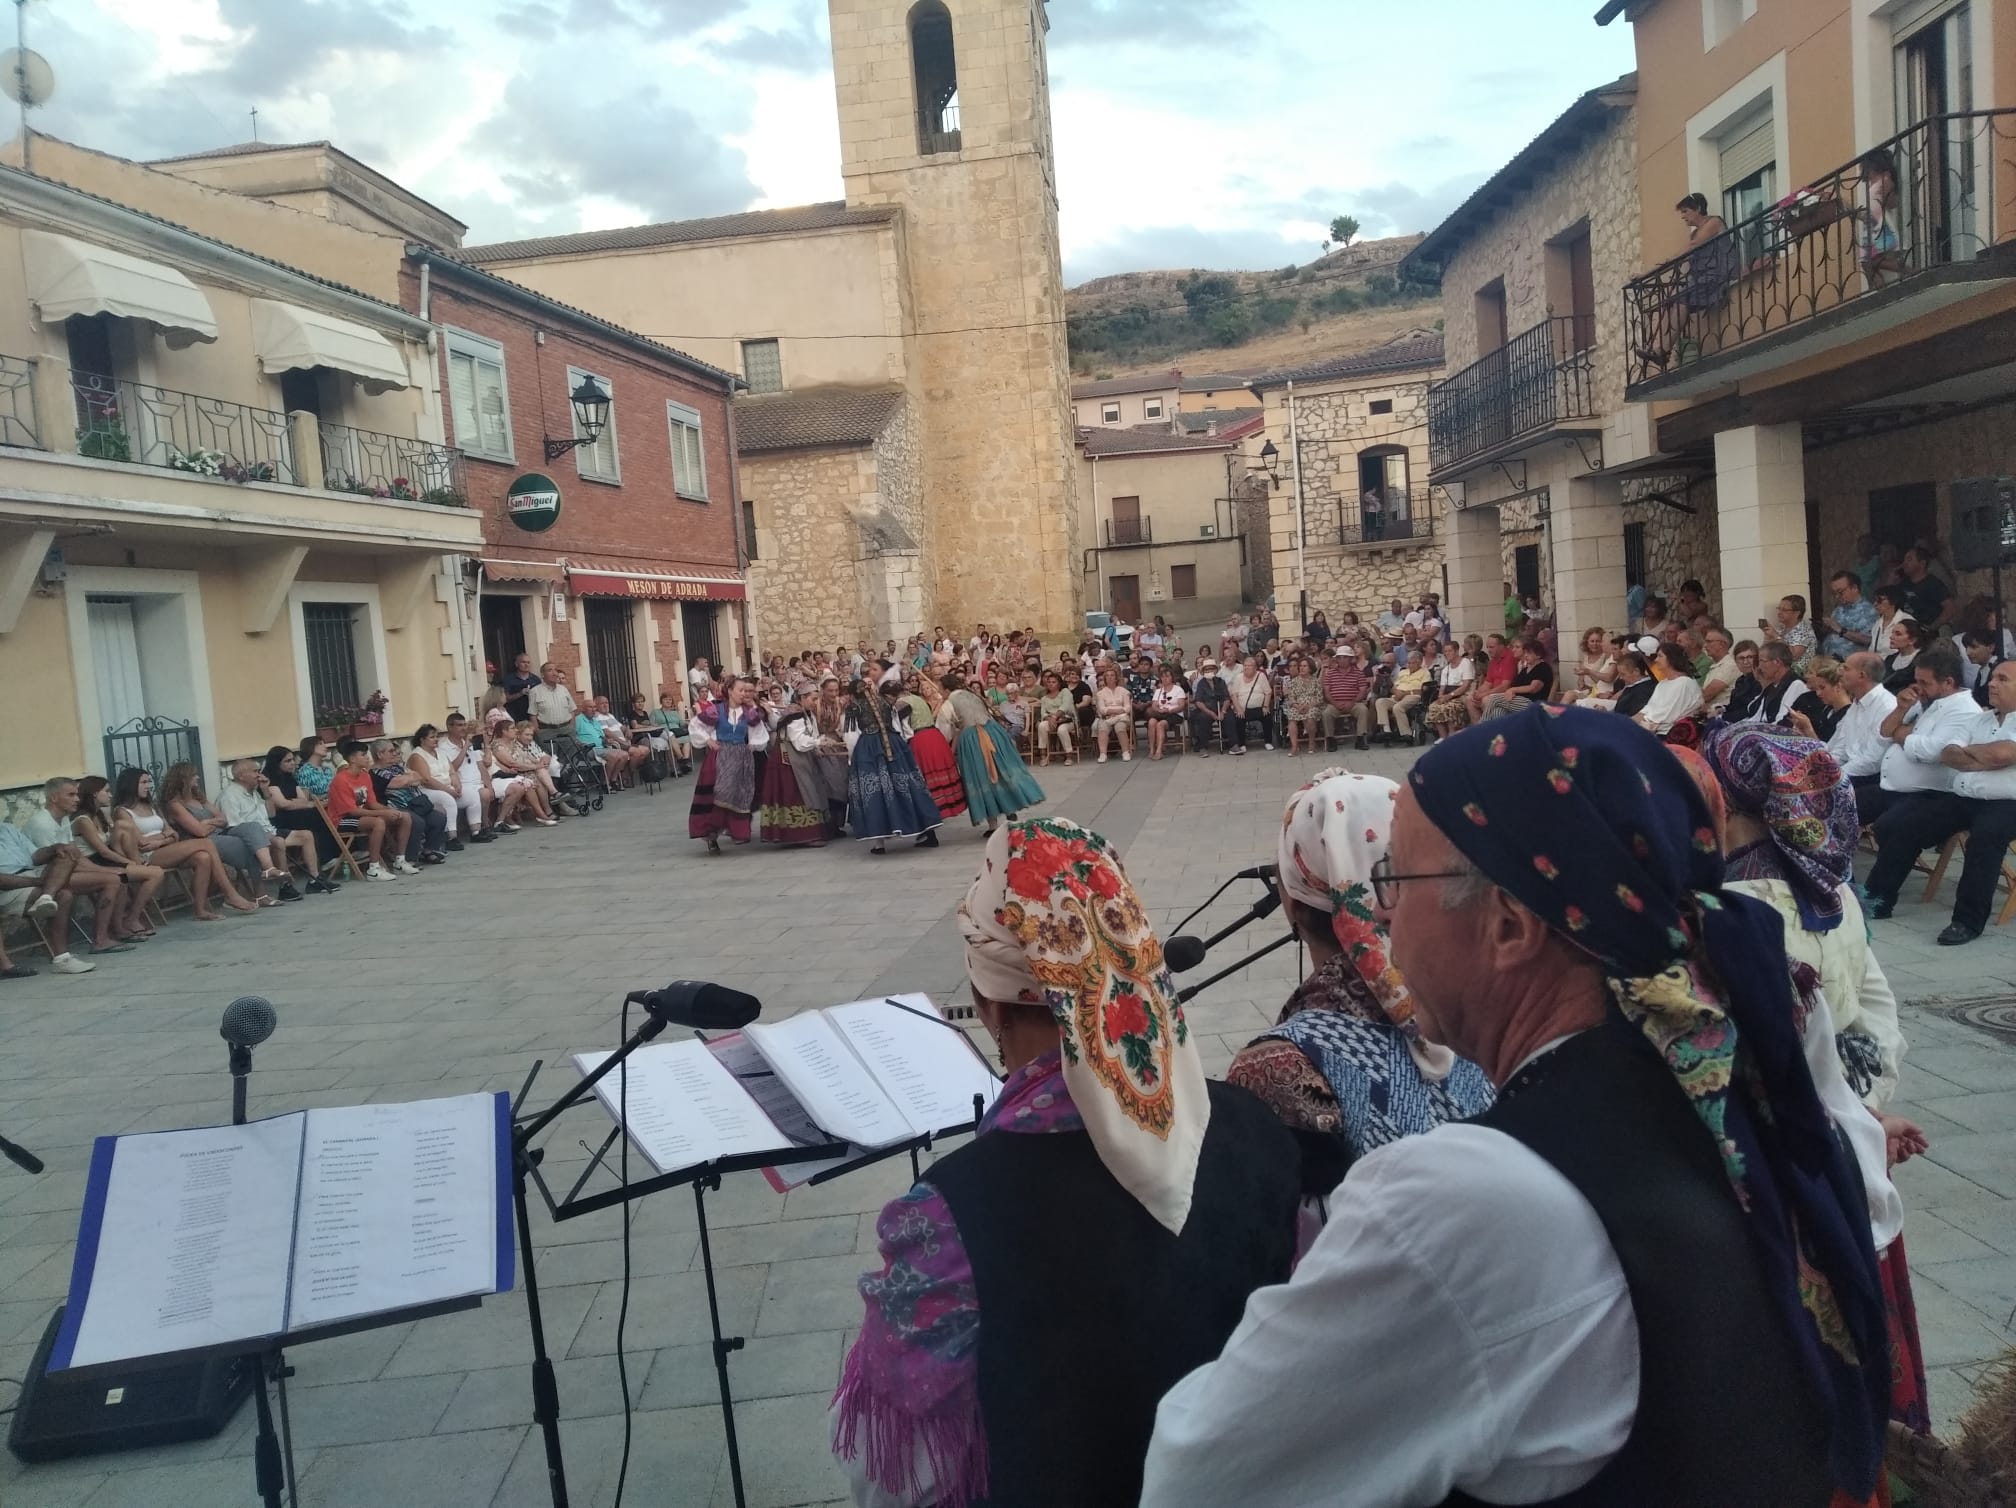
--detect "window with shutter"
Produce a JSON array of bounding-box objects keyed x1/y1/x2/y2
[
  {"x1": 444, "y1": 330, "x2": 514, "y2": 461},
  {"x1": 568, "y1": 366, "x2": 620, "y2": 483},
  {"x1": 741, "y1": 340, "x2": 783, "y2": 394},
  {"x1": 668, "y1": 402, "x2": 708, "y2": 501}
]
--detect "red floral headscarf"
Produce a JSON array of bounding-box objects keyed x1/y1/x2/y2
[{"x1": 957, "y1": 818, "x2": 1208, "y2": 1234}]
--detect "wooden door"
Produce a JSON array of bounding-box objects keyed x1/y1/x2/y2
[
  {"x1": 1109, "y1": 574, "x2": 1141, "y2": 625},
  {"x1": 1110, "y1": 495, "x2": 1143, "y2": 546}
]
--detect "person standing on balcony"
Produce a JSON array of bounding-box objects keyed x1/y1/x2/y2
[
  {"x1": 1640, "y1": 193, "x2": 1730, "y2": 370},
  {"x1": 1857, "y1": 148, "x2": 1901, "y2": 283}
]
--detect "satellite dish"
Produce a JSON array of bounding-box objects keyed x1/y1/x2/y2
[{"x1": 0, "y1": 49, "x2": 55, "y2": 108}]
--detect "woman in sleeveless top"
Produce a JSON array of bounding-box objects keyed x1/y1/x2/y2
[
  {"x1": 1228, "y1": 769, "x2": 1493, "y2": 1234},
  {"x1": 111, "y1": 767, "x2": 256, "y2": 919},
  {"x1": 160, "y1": 762, "x2": 278, "y2": 906}
]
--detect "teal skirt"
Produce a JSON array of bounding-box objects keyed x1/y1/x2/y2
[{"x1": 953, "y1": 722, "x2": 1045, "y2": 824}]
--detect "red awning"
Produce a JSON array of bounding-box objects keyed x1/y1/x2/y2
[
  {"x1": 568, "y1": 567, "x2": 746, "y2": 601},
  {"x1": 482, "y1": 557, "x2": 565, "y2": 584}
]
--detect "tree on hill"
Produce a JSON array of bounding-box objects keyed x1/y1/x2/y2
[{"x1": 1324, "y1": 214, "x2": 1360, "y2": 250}]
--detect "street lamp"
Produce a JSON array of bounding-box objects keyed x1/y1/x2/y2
[
  {"x1": 1256, "y1": 438, "x2": 1281, "y2": 490},
  {"x1": 544, "y1": 374, "x2": 611, "y2": 460}
]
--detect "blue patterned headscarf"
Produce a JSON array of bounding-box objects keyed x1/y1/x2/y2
[{"x1": 1408, "y1": 705, "x2": 1888, "y2": 1500}]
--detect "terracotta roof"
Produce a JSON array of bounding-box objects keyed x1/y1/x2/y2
[
  {"x1": 1250, "y1": 334, "x2": 1446, "y2": 390},
  {"x1": 1175, "y1": 408, "x2": 1263, "y2": 434},
  {"x1": 1078, "y1": 425, "x2": 1246, "y2": 458},
  {"x1": 149, "y1": 140, "x2": 327, "y2": 164},
  {"x1": 1179, "y1": 372, "x2": 1257, "y2": 392},
  {"x1": 461, "y1": 202, "x2": 897, "y2": 264},
  {"x1": 735, "y1": 387, "x2": 904, "y2": 454},
  {"x1": 1072, "y1": 369, "x2": 1184, "y2": 400},
  {"x1": 1402, "y1": 74, "x2": 1637, "y2": 275}
]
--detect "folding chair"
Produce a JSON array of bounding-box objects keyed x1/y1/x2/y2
[
  {"x1": 312, "y1": 793, "x2": 370, "y2": 882},
  {"x1": 1919, "y1": 831, "x2": 2016, "y2": 926}
]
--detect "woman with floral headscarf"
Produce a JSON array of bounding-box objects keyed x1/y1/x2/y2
[
  {"x1": 832, "y1": 819, "x2": 1299, "y2": 1508},
  {"x1": 1228, "y1": 769, "x2": 1493, "y2": 1217}
]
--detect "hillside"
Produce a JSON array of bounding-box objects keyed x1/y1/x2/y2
[{"x1": 1066, "y1": 233, "x2": 1441, "y2": 379}]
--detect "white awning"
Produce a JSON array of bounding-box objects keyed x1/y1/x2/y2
[
  {"x1": 22, "y1": 229, "x2": 219, "y2": 348},
  {"x1": 250, "y1": 299, "x2": 410, "y2": 394}
]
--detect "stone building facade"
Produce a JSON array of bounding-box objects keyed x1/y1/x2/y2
[{"x1": 1253, "y1": 338, "x2": 1446, "y2": 626}]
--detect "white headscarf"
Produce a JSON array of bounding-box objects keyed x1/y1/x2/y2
[{"x1": 958, "y1": 818, "x2": 1208, "y2": 1234}]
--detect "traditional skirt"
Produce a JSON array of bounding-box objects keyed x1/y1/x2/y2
[
  {"x1": 953, "y1": 722, "x2": 1045, "y2": 825},
  {"x1": 786, "y1": 744, "x2": 850, "y2": 835},
  {"x1": 910, "y1": 726, "x2": 969, "y2": 819},
  {"x1": 847, "y1": 735, "x2": 943, "y2": 841},
  {"x1": 1883, "y1": 1235, "x2": 1930, "y2": 1434},
  {"x1": 758, "y1": 752, "x2": 829, "y2": 846},
  {"x1": 689, "y1": 742, "x2": 756, "y2": 844}
]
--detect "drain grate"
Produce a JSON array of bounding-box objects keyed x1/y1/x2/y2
[{"x1": 1915, "y1": 993, "x2": 2016, "y2": 1046}]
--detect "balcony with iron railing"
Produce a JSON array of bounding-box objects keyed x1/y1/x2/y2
[
  {"x1": 72, "y1": 370, "x2": 297, "y2": 483},
  {"x1": 1427, "y1": 315, "x2": 1598, "y2": 475},
  {"x1": 1103, "y1": 514, "x2": 1152, "y2": 547},
  {"x1": 1623, "y1": 108, "x2": 2016, "y2": 398},
  {"x1": 320, "y1": 420, "x2": 466, "y2": 506},
  {"x1": 919, "y1": 100, "x2": 962, "y2": 157},
  {"x1": 1339, "y1": 486, "x2": 1436, "y2": 549}
]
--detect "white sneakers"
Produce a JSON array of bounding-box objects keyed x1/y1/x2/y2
[
  {"x1": 1121, "y1": 751, "x2": 1132, "y2": 761},
  {"x1": 1096, "y1": 754, "x2": 1108, "y2": 764},
  {"x1": 51, "y1": 952, "x2": 95, "y2": 974},
  {"x1": 29, "y1": 894, "x2": 57, "y2": 918},
  {"x1": 365, "y1": 862, "x2": 395, "y2": 881},
  {"x1": 392, "y1": 857, "x2": 421, "y2": 876}
]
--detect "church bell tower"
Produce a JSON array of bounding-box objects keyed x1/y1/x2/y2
[{"x1": 826, "y1": 0, "x2": 1081, "y2": 636}]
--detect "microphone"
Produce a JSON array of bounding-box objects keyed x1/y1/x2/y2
[
  {"x1": 0, "y1": 1133, "x2": 44, "y2": 1175},
  {"x1": 1231, "y1": 862, "x2": 1278, "y2": 883},
  {"x1": 1166, "y1": 888, "x2": 1283, "y2": 972},
  {"x1": 1164, "y1": 935, "x2": 1208, "y2": 973},
  {"x1": 222, "y1": 995, "x2": 276, "y2": 1126},
  {"x1": 629, "y1": 980, "x2": 762, "y2": 1033}
]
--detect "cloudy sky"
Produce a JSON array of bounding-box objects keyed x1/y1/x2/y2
[{"x1": 24, "y1": 0, "x2": 1634, "y2": 284}]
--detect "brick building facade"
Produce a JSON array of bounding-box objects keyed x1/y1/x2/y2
[{"x1": 404, "y1": 251, "x2": 745, "y2": 709}]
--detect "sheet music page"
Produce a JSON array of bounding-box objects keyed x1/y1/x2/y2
[
  {"x1": 705, "y1": 1035, "x2": 859, "y2": 1189},
  {"x1": 743, "y1": 1012, "x2": 912, "y2": 1148},
  {"x1": 285, "y1": 1094, "x2": 498, "y2": 1332},
  {"x1": 827, "y1": 996, "x2": 1001, "y2": 1136},
  {"x1": 65, "y1": 1115, "x2": 302, "y2": 1367},
  {"x1": 572, "y1": 1040, "x2": 788, "y2": 1174}
]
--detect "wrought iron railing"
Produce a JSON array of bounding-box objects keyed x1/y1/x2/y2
[
  {"x1": 920, "y1": 101, "x2": 961, "y2": 156},
  {"x1": 103, "y1": 716, "x2": 202, "y2": 789},
  {"x1": 1427, "y1": 315, "x2": 1597, "y2": 472},
  {"x1": 0, "y1": 354, "x2": 39, "y2": 448},
  {"x1": 1104, "y1": 514, "x2": 1152, "y2": 546},
  {"x1": 1340, "y1": 487, "x2": 1435, "y2": 547},
  {"x1": 1623, "y1": 108, "x2": 2016, "y2": 391},
  {"x1": 71, "y1": 373, "x2": 296, "y2": 483},
  {"x1": 319, "y1": 421, "x2": 466, "y2": 505}
]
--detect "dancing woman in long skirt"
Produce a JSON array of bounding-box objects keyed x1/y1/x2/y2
[
  {"x1": 759, "y1": 705, "x2": 832, "y2": 847},
  {"x1": 936, "y1": 672, "x2": 1044, "y2": 829},
  {"x1": 908, "y1": 671, "x2": 969, "y2": 821},
  {"x1": 844, "y1": 680, "x2": 943, "y2": 855},
  {"x1": 689, "y1": 677, "x2": 770, "y2": 855}
]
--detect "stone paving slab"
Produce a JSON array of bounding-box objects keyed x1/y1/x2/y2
[{"x1": 0, "y1": 742, "x2": 2011, "y2": 1505}]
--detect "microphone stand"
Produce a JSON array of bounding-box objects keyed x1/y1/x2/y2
[
  {"x1": 229, "y1": 1046, "x2": 297, "y2": 1508},
  {"x1": 1176, "y1": 931, "x2": 1297, "y2": 1004}
]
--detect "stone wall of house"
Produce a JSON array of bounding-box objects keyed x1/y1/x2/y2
[
  {"x1": 743, "y1": 446, "x2": 877, "y2": 652},
  {"x1": 1302, "y1": 541, "x2": 1446, "y2": 621},
  {"x1": 1237, "y1": 477, "x2": 1274, "y2": 605},
  {"x1": 1624, "y1": 481, "x2": 1724, "y2": 622},
  {"x1": 1436, "y1": 99, "x2": 1641, "y2": 417}
]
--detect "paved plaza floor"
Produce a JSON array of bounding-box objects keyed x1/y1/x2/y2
[{"x1": 3, "y1": 740, "x2": 2015, "y2": 1507}]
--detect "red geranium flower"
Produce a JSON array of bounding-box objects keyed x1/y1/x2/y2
[{"x1": 1104, "y1": 987, "x2": 1150, "y2": 1045}]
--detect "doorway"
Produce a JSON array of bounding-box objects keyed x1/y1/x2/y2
[
  {"x1": 681, "y1": 600, "x2": 721, "y2": 679},
  {"x1": 1110, "y1": 494, "x2": 1143, "y2": 546},
  {"x1": 1894, "y1": 1, "x2": 1974, "y2": 259},
  {"x1": 1513, "y1": 544, "x2": 1542, "y2": 606},
  {"x1": 1869, "y1": 482, "x2": 1938, "y2": 562},
  {"x1": 480, "y1": 595, "x2": 528, "y2": 685},
  {"x1": 584, "y1": 599, "x2": 640, "y2": 710},
  {"x1": 1108, "y1": 573, "x2": 1141, "y2": 626}
]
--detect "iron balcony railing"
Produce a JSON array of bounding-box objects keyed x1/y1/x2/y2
[
  {"x1": 1104, "y1": 514, "x2": 1152, "y2": 547},
  {"x1": 103, "y1": 715, "x2": 202, "y2": 789},
  {"x1": 1427, "y1": 315, "x2": 1597, "y2": 472},
  {"x1": 1340, "y1": 486, "x2": 1435, "y2": 547},
  {"x1": 320, "y1": 421, "x2": 467, "y2": 506},
  {"x1": 919, "y1": 101, "x2": 962, "y2": 156},
  {"x1": 0, "y1": 354, "x2": 39, "y2": 448},
  {"x1": 1623, "y1": 108, "x2": 2016, "y2": 392},
  {"x1": 72, "y1": 372, "x2": 296, "y2": 483}
]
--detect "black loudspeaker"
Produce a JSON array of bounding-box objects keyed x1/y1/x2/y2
[
  {"x1": 7, "y1": 1306, "x2": 254, "y2": 1462},
  {"x1": 1949, "y1": 475, "x2": 2016, "y2": 571}
]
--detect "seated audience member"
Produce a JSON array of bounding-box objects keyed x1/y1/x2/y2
[
  {"x1": 162, "y1": 762, "x2": 276, "y2": 904},
  {"x1": 501, "y1": 716, "x2": 569, "y2": 816},
  {"x1": 0, "y1": 818, "x2": 100, "y2": 973},
  {"x1": 405, "y1": 725, "x2": 471, "y2": 853},
  {"x1": 1722, "y1": 640, "x2": 1764, "y2": 721},
  {"x1": 1564, "y1": 627, "x2": 1616, "y2": 705},
  {"x1": 832, "y1": 819, "x2": 1298, "y2": 1508},
  {"x1": 70, "y1": 775, "x2": 169, "y2": 930},
  {"x1": 1802, "y1": 651, "x2": 1896, "y2": 811},
  {"x1": 263, "y1": 744, "x2": 342, "y2": 890},
  {"x1": 1189, "y1": 658, "x2": 1238, "y2": 757},
  {"x1": 482, "y1": 722, "x2": 547, "y2": 830},
  {"x1": 1883, "y1": 618, "x2": 1935, "y2": 694},
  {"x1": 22, "y1": 776, "x2": 160, "y2": 951},
  {"x1": 1790, "y1": 657, "x2": 1849, "y2": 742},
  {"x1": 327, "y1": 742, "x2": 414, "y2": 880},
  {"x1": 1374, "y1": 649, "x2": 1430, "y2": 744},
  {"x1": 1606, "y1": 650, "x2": 1657, "y2": 721},
  {"x1": 572, "y1": 700, "x2": 632, "y2": 785},
  {"x1": 1699, "y1": 626, "x2": 1741, "y2": 715},
  {"x1": 1281, "y1": 655, "x2": 1322, "y2": 755},
  {"x1": 1818, "y1": 571, "x2": 1878, "y2": 660},
  {"x1": 1229, "y1": 654, "x2": 1274, "y2": 751},
  {"x1": 1635, "y1": 643, "x2": 1706, "y2": 735},
  {"x1": 1861, "y1": 644, "x2": 1977, "y2": 831},
  {"x1": 1091, "y1": 665, "x2": 1134, "y2": 763},
  {"x1": 436, "y1": 716, "x2": 497, "y2": 844},
  {"x1": 1466, "y1": 633, "x2": 1518, "y2": 724},
  {"x1": 1423, "y1": 640, "x2": 1475, "y2": 740},
  {"x1": 219, "y1": 759, "x2": 316, "y2": 900},
  {"x1": 1959, "y1": 629, "x2": 2002, "y2": 703},
  {"x1": 647, "y1": 692, "x2": 694, "y2": 773},
  {"x1": 1033, "y1": 670, "x2": 1078, "y2": 765},
  {"x1": 1320, "y1": 644, "x2": 1373, "y2": 752},
  {"x1": 1736, "y1": 642, "x2": 1822, "y2": 727},
  {"x1": 593, "y1": 695, "x2": 651, "y2": 778},
  {"x1": 1866, "y1": 657, "x2": 2016, "y2": 939},
  {"x1": 368, "y1": 739, "x2": 444, "y2": 864},
  {"x1": 1760, "y1": 593, "x2": 1817, "y2": 672},
  {"x1": 112, "y1": 766, "x2": 257, "y2": 918},
  {"x1": 1478, "y1": 636, "x2": 1553, "y2": 721},
  {"x1": 1147, "y1": 666, "x2": 1188, "y2": 760}
]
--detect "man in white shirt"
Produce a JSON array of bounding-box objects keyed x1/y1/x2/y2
[
  {"x1": 1142, "y1": 707, "x2": 1883, "y2": 1507},
  {"x1": 528, "y1": 663, "x2": 579, "y2": 749},
  {"x1": 13, "y1": 777, "x2": 150, "y2": 959},
  {"x1": 1867, "y1": 660, "x2": 2016, "y2": 943},
  {"x1": 1862, "y1": 644, "x2": 1977, "y2": 829},
  {"x1": 1823, "y1": 651, "x2": 1897, "y2": 809}
]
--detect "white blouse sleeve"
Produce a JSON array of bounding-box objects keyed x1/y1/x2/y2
[
  {"x1": 1802, "y1": 992, "x2": 1904, "y2": 1248},
  {"x1": 1849, "y1": 931, "x2": 1906, "y2": 1111},
  {"x1": 843, "y1": 727, "x2": 862, "y2": 753},
  {"x1": 746, "y1": 716, "x2": 771, "y2": 752},
  {"x1": 688, "y1": 718, "x2": 716, "y2": 750},
  {"x1": 787, "y1": 719, "x2": 821, "y2": 754}
]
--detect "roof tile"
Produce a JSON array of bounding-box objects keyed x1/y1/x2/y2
[
  {"x1": 462, "y1": 202, "x2": 897, "y2": 264},
  {"x1": 735, "y1": 387, "x2": 905, "y2": 453},
  {"x1": 1251, "y1": 334, "x2": 1445, "y2": 390}
]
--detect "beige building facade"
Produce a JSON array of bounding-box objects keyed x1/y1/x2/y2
[
  {"x1": 1071, "y1": 370, "x2": 1183, "y2": 429},
  {"x1": 0, "y1": 162, "x2": 479, "y2": 797},
  {"x1": 1254, "y1": 337, "x2": 1447, "y2": 627},
  {"x1": 462, "y1": 0, "x2": 1081, "y2": 647},
  {"x1": 1076, "y1": 422, "x2": 1261, "y2": 626}
]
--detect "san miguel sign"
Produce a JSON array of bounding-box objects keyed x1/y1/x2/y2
[
  {"x1": 568, "y1": 571, "x2": 747, "y2": 601},
  {"x1": 505, "y1": 472, "x2": 563, "y2": 533}
]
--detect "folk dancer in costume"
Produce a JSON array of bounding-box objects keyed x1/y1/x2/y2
[
  {"x1": 688, "y1": 676, "x2": 770, "y2": 856},
  {"x1": 1228, "y1": 768, "x2": 1493, "y2": 1237},
  {"x1": 1145, "y1": 707, "x2": 1891, "y2": 1508},
  {"x1": 831, "y1": 819, "x2": 1299, "y2": 1508},
  {"x1": 908, "y1": 670, "x2": 970, "y2": 824},
  {"x1": 757, "y1": 700, "x2": 832, "y2": 848},
  {"x1": 935, "y1": 672, "x2": 1044, "y2": 832},
  {"x1": 844, "y1": 678, "x2": 943, "y2": 855},
  {"x1": 777, "y1": 675, "x2": 852, "y2": 842}
]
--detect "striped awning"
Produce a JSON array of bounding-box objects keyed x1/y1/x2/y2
[{"x1": 482, "y1": 557, "x2": 565, "y2": 584}]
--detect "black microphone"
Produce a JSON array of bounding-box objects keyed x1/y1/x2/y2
[
  {"x1": 1231, "y1": 862, "x2": 1279, "y2": 883},
  {"x1": 629, "y1": 980, "x2": 762, "y2": 1033},
  {"x1": 1166, "y1": 888, "x2": 1283, "y2": 972},
  {"x1": 1164, "y1": 935, "x2": 1208, "y2": 973},
  {"x1": 221, "y1": 996, "x2": 276, "y2": 1127},
  {"x1": 0, "y1": 1133, "x2": 44, "y2": 1174}
]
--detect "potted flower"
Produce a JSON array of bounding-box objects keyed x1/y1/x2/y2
[
  {"x1": 347, "y1": 690, "x2": 390, "y2": 740},
  {"x1": 389, "y1": 476, "x2": 419, "y2": 501},
  {"x1": 1772, "y1": 181, "x2": 1843, "y2": 242},
  {"x1": 76, "y1": 398, "x2": 132, "y2": 462},
  {"x1": 313, "y1": 703, "x2": 357, "y2": 743}
]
